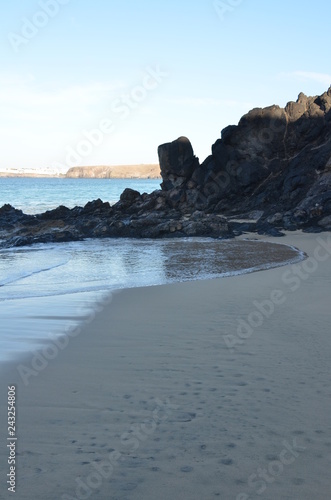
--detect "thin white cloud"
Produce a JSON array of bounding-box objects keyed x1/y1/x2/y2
[
  {"x1": 284, "y1": 71, "x2": 331, "y2": 87},
  {"x1": 0, "y1": 78, "x2": 122, "y2": 108},
  {"x1": 0, "y1": 72, "x2": 127, "y2": 172},
  {"x1": 166, "y1": 97, "x2": 254, "y2": 108},
  {"x1": 0, "y1": 73, "x2": 35, "y2": 85},
  {"x1": 0, "y1": 73, "x2": 126, "y2": 136}
]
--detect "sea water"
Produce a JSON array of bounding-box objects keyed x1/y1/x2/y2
[
  {"x1": 0, "y1": 178, "x2": 304, "y2": 364},
  {"x1": 0, "y1": 177, "x2": 161, "y2": 214}
]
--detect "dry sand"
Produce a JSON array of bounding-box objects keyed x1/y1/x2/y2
[{"x1": 0, "y1": 231, "x2": 330, "y2": 499}]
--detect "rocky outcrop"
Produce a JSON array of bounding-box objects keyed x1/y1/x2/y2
[
  {"x1": 158, "y1": 88, "x2": 331, "y2": 233},
  {"x1": 0, "y1": 196, "x2": 229, "y2": 248},
  {"x1": 1, "y1": 88, "x2": 331, "y2": 248}
]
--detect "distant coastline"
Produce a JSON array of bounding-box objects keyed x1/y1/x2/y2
[
  {"x1": 66, "y1": 164, "x2": 161, "y2": 179},
  {"x1": 0, "y1": 164, "x2": 161, "y2": 179},
  {"x1": 0, "y1": 172, "x2": 64, "y2": 178}
]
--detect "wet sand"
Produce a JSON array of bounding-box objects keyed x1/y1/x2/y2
[{"x1": 0, "y1": 231, "x2": 330, "y2": 499}]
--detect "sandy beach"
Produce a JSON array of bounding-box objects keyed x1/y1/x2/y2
[{"x1": 0, "y1": 231, "x2": 330, "y2": 500}]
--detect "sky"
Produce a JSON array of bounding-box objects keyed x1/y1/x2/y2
[{"x1": 1, "y1": 0, "x2": 331, "y2": 174}]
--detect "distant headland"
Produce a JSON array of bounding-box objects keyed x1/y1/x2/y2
[
  {"x1": 65, "y1": 164, "x2": 161, "y2": 179},
  {"x1": 0, "y1": 164, "x2": 161, "y2": 179}
]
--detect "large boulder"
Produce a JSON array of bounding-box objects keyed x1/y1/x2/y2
[{"x1": 158, "y1": 136, "x2": 199, "y2": 191}]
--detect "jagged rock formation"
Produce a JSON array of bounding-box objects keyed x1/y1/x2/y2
[
  {"x1": 158, "y1": 88, "x2": 331, "y2": 232},
  {"x1": 0, "y1": 199, "x2": 229, "y2": 248},
  {"x1": 1, "y1": 88, "x2": 331, "y2": 248}
]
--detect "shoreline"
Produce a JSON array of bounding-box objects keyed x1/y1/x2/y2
[
  {"x1": 0, "y1": 237, "x2": 305, "y2": 367},
  {"x1": 0, "y1": 231, "x2": 330, "y2": 499}
]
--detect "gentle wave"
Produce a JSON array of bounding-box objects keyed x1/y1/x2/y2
[
  {"x1": 0, "y1": 237, "x2": 305, "y2": 363},
  {"x1": 0, "y1": 259, "x2": 70, "y2": 287},
  {"x1": 0, "y1": 238, "x2": 305, "y2": 300}
]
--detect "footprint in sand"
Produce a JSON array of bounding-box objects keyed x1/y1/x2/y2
[
  {"x1": 180, "y1": 466, "x2": 193, "y2": 472},
  {"x1": 119, "y1": 482, "x2": 139, "y2": 491},
  {"x1": 291, "y1": 478, "x2": 305, "y2": 485},
  {"x1": 220, "y1": 458, "x2": 234, "y2": 465},
  {"x1": 169, "y1": 412, "x2": 196, "y2": 422}
]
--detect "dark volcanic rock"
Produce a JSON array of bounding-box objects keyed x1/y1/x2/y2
[
  {"x1": 158, "y1": 136, "x2": 199, "y2": 194},
  {"x1": 0, "y1": 204, "x2": 33, "y2": 229},
  {"x1": 120, "y1": 188, "x2": 141, "y2": 204},
  {"x1": 38, "y1": 205, "x2": 72, "y2": 220},
  {"x1": 156, "y1": 87, "x2": 331, "y2": 232}
]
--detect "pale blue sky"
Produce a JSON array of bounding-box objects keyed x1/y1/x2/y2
[{"x1": 1, "y1": 0, "x2": 330, "y2": 172}]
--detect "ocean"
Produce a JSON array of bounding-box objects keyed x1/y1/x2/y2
[
  {"x1": 0, "y1": 178, "x2": 304, "y2": 365},
  {"x1": 0, "y1": 177, "x2": 161, "y2": 214}
]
